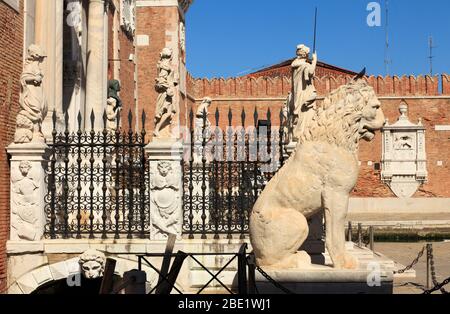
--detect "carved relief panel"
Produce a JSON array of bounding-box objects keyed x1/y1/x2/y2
[{"x1": 381, "y1": 102, "x2": 427, "y2": 198}]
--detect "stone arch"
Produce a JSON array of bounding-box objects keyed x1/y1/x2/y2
[{"x1": 8, "y1": 257, "x2": 158, "y2": 294}]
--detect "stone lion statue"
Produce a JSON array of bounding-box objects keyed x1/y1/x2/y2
[{"x1": 249, "y1": 78, "x2": 385, "y2": 269}]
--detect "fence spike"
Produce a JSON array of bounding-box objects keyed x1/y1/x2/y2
[
  {"x1": 52, "y1": 110, "x2": 57, "y2": 129},
  {"x1": 253, "y1": 107, "x2": 258, "y2": 127},
  {"x1": 141, "y1": 110, "x2": 146, "y2": 126},
  {"x1": 241, "y1": 108, "x2": 246, "y2": 127},
  {"x1": 215, "y1": 107, "x2": 220, "y2": 126},
  {"x1": 77, "y1": 111, "x2": 82, "y2": 130},
  {"x1": 128, "y1": 109, "x2": 133, "y2": 129},
  {"x1": 267, "y1": 108, "x2": 271, "y2": 124},
  {"x1": 279, "y1": 107, "x2": 284, "y2": 125},
  {"x1": 103, "y1": 110, "x2": 108, "y2": 130},
  {"x1": 228, "y1": 107, "x2": 232, "y2": 126},
  {"x1": 116, "y1": 110, "x2": 121, "y2": 130},
  {"x1": 64, "y1": 111, "x2": 69, "y2": 131},
  {"x1": 90, "y1": 109, "x2": 95, "y2": 130}
]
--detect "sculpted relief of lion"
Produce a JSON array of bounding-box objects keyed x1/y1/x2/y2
[{"x1": 249, "y1": 79, "x2": 385, "y2": 269}]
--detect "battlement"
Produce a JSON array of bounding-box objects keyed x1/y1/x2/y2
[{"x1": 187, "y1": 74, "x2": 449, "y2": 99}]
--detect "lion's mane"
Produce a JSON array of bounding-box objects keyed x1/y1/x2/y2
[{"x1": 298, "y1": 80, "x2": 377, "y2": 152}]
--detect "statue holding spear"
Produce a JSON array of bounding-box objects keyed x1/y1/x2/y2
[{"x1": 290, "y1": 8, "x2": 318, "y2": 141}]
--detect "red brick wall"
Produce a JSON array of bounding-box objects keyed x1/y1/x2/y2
[
  {"x1": 187, "y1": 74, "x2": 450, "y2": 198},
  {"x1": 248, "y1": 61, "x2": 356, "y2": 79},
  {"x1": 136, "y1": 6, "x2": 179, "y2": 138},
  {"x1": 118, "y1": 24, "x2": 136, "y2": 128},
  {"x1": 0, "y1": 0, "x2": 23, "y2": 293}
]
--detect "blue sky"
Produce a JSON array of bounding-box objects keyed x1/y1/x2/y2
[{"x1": 186, "y1": 0, "x2": 450, "y2": 78}]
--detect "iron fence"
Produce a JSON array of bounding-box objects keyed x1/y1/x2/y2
[
  {"x1": 44, "y1": 106, "x2": 286, "y2": 239},
  {"x1": 182, "y1": 107, "x2": 286, "y2": 239},
  {"x1": 44, "y1": 110, "x2": 149, "y2": 239}
]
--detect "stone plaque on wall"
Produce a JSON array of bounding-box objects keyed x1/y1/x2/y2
[{"x1": 381, "y1": 102, "x2": 427, "y2": 198}]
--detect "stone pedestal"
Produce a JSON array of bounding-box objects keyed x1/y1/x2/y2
[
  {"x1": 7, "y1": 143, "x2": 48, "y2": 241},
  {"x1": 255, "y1": 244, "x2": 395, "y2": 294},
  {"x1": 146, "y1": 140, "x2": 184, "y2": 240}
]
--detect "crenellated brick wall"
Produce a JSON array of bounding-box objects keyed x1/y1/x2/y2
[
  {"x1": 0, "y1": 0, "x2": 23, "y2": 293},
  {"x1": 188, "y1": 74, "x2": 445, "y2": 99}
]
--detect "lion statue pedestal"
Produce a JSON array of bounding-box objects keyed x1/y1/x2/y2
[{"x1": 250, "y1": 78, "x2": 396, "y2": 293}]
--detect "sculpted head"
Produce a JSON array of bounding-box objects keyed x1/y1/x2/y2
[
  {"x1": 79, "y1": 249, "x2": 106, "y2": 279},
  {"x1": 27, "y1": 44, "x2": 46, "y2": 62},
  {"x1": 354, "y1": 81, "x2": 385, "y2": 142},
  {"x1": 299, "y1": 79, "x2": 385, "y2": 152},
  {"x1": 160, "y1": 48, "x2": 173, "y2": 60},
  {"x1": 157, "y1": 161, "x2": 172, "y2": 177},
  {"x1": 19, "y1": 161, "x2": 32, "y2": 177},
  {"x1": 296, "y1": 44, "x2": 310, "y2": 59}
]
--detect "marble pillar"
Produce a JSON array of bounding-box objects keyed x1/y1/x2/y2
[
  {"x1": 7, "y1": 143, "x2": 48, "y2": 241},
  {"x1": 35, "y1": 0, "x2": 64, "y2": 140},
  {"x1": 85, "y1": 0, "x2": 107, "y2": 130}
]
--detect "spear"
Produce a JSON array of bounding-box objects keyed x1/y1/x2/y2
[{"x1": 313, "y1": 7, "x2": 318, "y2": 54}]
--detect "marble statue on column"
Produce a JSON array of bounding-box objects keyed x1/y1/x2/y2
[
  {"x1": 106, "y1": 79, "x2": 122, "y2": 131},
  {"x1": 14, "y1": 45, "x2": 48, "y2": 144},
  {"x1": 154, "y1": 48, "x2": 178, "y2": 138},
  {"x1": 291, "y1": 44, "x2": 317, "y2": 141}
]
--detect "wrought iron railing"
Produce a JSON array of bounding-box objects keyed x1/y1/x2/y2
[
  {"x1": 182, "y1": 107, "x2": 286, "y2": 239},
  {"x1": 44, "y1": 109, "x2": 149, "y2": 239},
  {"x1": 44, "y1": 105, "x2": 286, "y2": 239}
]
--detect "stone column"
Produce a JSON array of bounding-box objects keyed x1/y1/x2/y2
[
  {"x1": 85, "y1": 0, "x2": 107, "y2": 130},
  {"x1": 6, "y1": 143, "x2": 48, "y2": 241},
  {"x1": 35, "y1": 0, "x2": 64, "y2": 139},
  {"x1": 145, "y1": 140, "x2": 184, "y2": 240}
]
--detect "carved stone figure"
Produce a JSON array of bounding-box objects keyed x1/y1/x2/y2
[
  {"x1": 291, "y1": 44, "x2": 317, "y2": 141},
  {"x1": 150, "y1": 161, "x2": 182, "y2": 238},
  {"x1": 14, "y1": 45, "x2": 48, "y2": 144},
  {"x1": 11, "y1": 161, "x2": 40, "y2": 241},
  {"x1": 106, "y1": 79, "x2": 122, "y2": 131},
  {"x1": 250, "y1": 78, "x2": 385, "y2": 269},
  {"x1": 154, "y1": 48, "x2": 178, "y2": 138},
  {"x1": 79, "y1": 249, "x2": 106, "y2": 279}
]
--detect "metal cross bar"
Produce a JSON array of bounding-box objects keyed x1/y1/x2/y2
[
  {"x1": 190, "y1": 254, "x2": 237, "y2": 294},
  {"x1": 138, "y1": 256, "x2": 184, "y2": 294}
]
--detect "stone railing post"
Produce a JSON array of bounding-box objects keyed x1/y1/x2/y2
[
  {"x1": 7, "y1": 143, "x2": 48, "y2": 241},
  {"x1": 145, "y1": 139, "x2": 184, "y2": 240}
]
